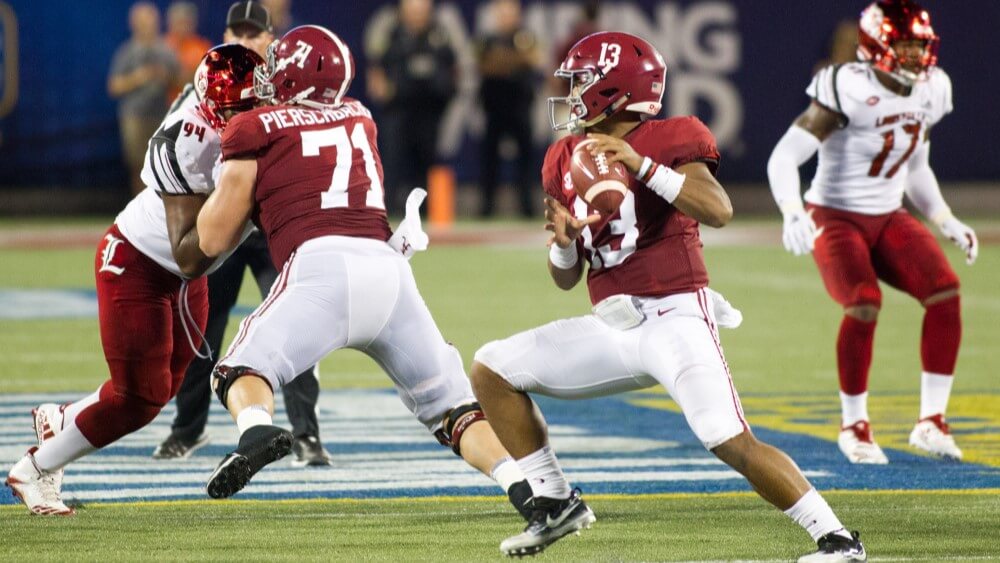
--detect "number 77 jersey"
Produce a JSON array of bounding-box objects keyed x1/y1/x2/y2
[
  {"x1": 220, "y1": 99, "x2": 392, "y2": 268},
  {"x1": 804, "y1": 62, "x2": 953, "y2": 215}
]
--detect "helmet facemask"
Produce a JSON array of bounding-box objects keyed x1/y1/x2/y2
[{"x1": 548, "y1": 68, "x2": 600, "y2": 134}]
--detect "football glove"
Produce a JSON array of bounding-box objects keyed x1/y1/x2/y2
[
  {"x1": 937, "y1": 215, "x2": 978, "y2": 265},
  {"x1": 781, "y1": 205, "x2": 823, "y2": 256},
  {"x1": 388, "y1": 188, "x2": 429, "y2": 259},
  {"x1": 707, "y1": 288, "x2": 743, "y2": 329}
]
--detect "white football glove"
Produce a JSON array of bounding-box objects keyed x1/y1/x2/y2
[
  {"x1": 707, "y1": 288, "x2": 743, "y2": 329},
  {"x1": 781, "y1": 205, "x2": 823, "y2": 256},
  {"x1": 938, "y1": 215, "x2": 978, "y2": 265},
  {"x1": 388, "y1": 188, "x2": 429, "y2": 259}
]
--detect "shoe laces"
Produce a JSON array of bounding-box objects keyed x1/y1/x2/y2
[
  {"x1": 818, "y1": 530, "x2": 861, "y2": 552},
  {"x1": 36, "y1": 471, "x2": 64, "y2": 503}
]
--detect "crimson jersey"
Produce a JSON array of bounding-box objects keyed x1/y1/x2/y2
[
  {"x1": 542, "y1": 117, "x2": 720, "y2": 304},
  {"x1": 221, "y1": 99, "x2": 392, "y2": 267}
]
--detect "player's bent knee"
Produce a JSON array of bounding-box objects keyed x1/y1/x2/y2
[
  {"x1": 923, "y1": 287, "x2": 960, "y2": 307},
  {"x1": 212, "y1": 364, "x2": 270, "y2": 409},
  {"x1": 433, "y1": 401, "x2": 487, "y2": 456}
]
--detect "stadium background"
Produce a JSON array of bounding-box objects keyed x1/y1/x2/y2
[
  {"x1": 1, "y1": 0, "x2": 998, "y2": 212},
  {"x1": 1, "y1": 1, "x2": 998, "y2": 561}
]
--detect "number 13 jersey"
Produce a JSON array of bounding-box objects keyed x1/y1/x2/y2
[
  {"x1": 804, "y1": 62, "x2": 952, "y2": 215},
  {"x1": 221, "y1": 99, "x2": 392, "y2": 268}
]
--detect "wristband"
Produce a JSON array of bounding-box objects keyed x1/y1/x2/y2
[
  {"x1": 779, "y1": 200, "x2": 805, "y2": 215},
  {"x1": 548, "y1": 242, "x2": 579, "y2": 269},
  {"x1": 931, "y1": 208, "x2": 954, "y2": 227},
  {"x1": 638, "y1": 157, "x2": 685, "y2": 204}
]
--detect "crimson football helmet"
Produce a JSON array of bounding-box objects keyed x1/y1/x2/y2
[
  {"x1": 193, "y1": 44, "x2": 264, "y2": 132},
  {"x1": 858, "y1": 0, "x2": 939, "y2": 85},
  {"x1": 549, "y1": 31, "x2": 666, "y2": 133},
  {"x1": 254, "y1": 25, "x2": 355, "y2": 108}
]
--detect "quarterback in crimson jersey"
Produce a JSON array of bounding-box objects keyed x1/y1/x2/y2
[
  {"x1": 195, "y1": 26, "x2": 534, "y2": 517},
  {"x1": 470, "y1": 32, "x2": 867, "y2": 561},
  {"x1": 4, "y1": 45, "x2": 262, "y2": 516},
  {"x1": 767, "y1": 0, "x2": 973, "y2": 465}
]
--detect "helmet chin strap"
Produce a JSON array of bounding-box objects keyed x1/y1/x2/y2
[{"x1": 574, "y1": 95, "x2": 631, "y2": 133}]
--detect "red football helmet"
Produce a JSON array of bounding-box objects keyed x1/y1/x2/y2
[
  {"x1": 254, "y1": 25, "x2": 355, "y2": 108},
  {"x1": 549, "y1": 31, "x2": 666, "y2": 132},
  {"x1": 858, "y1": 0, "x2": 939, "y2": 85},
  {"x1": 193, "y1": 44, "x2": 264, "y2": 131}
]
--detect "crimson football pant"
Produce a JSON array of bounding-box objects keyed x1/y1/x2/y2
[
  {"x1": 809, "y1": 205, "x2": 961, "y2": 397},
  {"x1": 75, "y1": 225, "x2": 208, "y2": 448}
]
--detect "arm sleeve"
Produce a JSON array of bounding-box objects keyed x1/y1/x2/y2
[
  {"x1": 904, "y1": 140, "x2": 951, "y2": 224},
  {"x1": 664, "y1": 117, "x2": 721, "y2": 175},
  {"x1": 767, "y1": 125, "x2": 821, "y2": 212},
  {"x1": 930, "y1": 68, "x2": 954, "y2": 125},
  {"x1": 221, "y1": 114, "x2": 267, "y2": 161},
  {"x1": 541, "y1": 142, "x2": 571, "y2": 207}
]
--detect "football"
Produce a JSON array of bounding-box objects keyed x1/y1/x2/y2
[{"x1": 570, "y1": 139, "x2": 630, "y2": 215}]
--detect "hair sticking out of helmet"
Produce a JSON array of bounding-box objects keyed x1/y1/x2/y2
[
  {"x1": 548, "y1": 31, "x2": 666, "y2": 133},
  {"x1": 857, "y1": 0, "x2": 939, "y2": 86},
  {"x1": 253, "y1": 25, "x2": 355, "y2": 110},
  {"x1": 193, "y1": 44, "x2": 265, "y2": 132}
]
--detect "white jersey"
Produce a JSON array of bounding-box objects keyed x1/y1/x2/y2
[
  {"x1": 803, "y1": 62, "x2": 952, "y2": 215},
  {"x1": 115, "y1": 85, "x2": 247, "y2": 278}
]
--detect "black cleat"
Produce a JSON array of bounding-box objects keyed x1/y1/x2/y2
[
  {"x1": 500, "y1": 488, "x2": 596, "y2": 557},
  {"x1": 798, "y1": 530, "x2": 867, "y2": 562},
  {"x1": 507, "y1": 479, "x2": 534, "y2": 521},
  {"x1": 152, "y1": 433, "x2": 209, "y2": 460},
  {"x1": 290, "y1": 435, "x2": 333, "y2": 467},
  {"x1": 206, "y1": 425, "x2": 293, "y2": 499}
]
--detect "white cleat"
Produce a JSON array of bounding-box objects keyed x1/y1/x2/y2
[
  {"x1": 909, "y1": 414, "x2": 962, "y2": 460},
  {"x1": 6, "y1": 448, "x2": 75, "y2": 516},
  {"x1": 32, "y1": 403, "x2": 66, "y2": 489},
  {"x1": 838, "y1": 420, "x2": 889, "y2": 465}
]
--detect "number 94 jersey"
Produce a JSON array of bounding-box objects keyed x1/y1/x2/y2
[
  {"x1": 804, "y1": 62, "x2": 953, "y2": 215},
  {"x1": 220, "y1": 99, "x2": 392, "y2": 268}
]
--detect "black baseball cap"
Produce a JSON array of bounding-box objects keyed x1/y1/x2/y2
[{"x1": 226, "y1": 1, "x2": 273, "y2": 33}]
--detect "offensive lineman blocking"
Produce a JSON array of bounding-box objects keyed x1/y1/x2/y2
[
  {"x1": 766, "y1": 0, "x2": 974, "y2": 464},
  {"x1": 194, "y1": 26, "x2": 533, "y2": 518}
]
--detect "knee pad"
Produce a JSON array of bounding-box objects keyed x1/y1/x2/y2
[
  {"x1": 212, "y1": 365, "x2": 269, "y2": 409},
  {"x1": 433, "y1": 402, "x2": 487, "y2": 456}
]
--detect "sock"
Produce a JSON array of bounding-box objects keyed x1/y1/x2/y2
[
  {"x1": 920, "y1": 372, "x2": 954, "y2": 420},
  {"x1": 236, "y1": 405, "x2": 272, "y2": 436},
  {"x1": 32, "y1": 422, "x2": 96, "y2": 472},
  {"x1": 837, "y1": 315, "x2": 876, "y2": 396},
  {"x1": 784, "y1": 488, "x2": 851, "y2": 542},
  {"x1": 921, "y1": 296, "x2": 961, "y2": 375},
  {"x1": 839, "y1": 391, "x2": 869, "y2": 427},
  {"x1": 490, "y1": 456, "x2": 526, "y2": 492},
  {"x1": 61, "y1": 386, "x2": 104, "y2": 427},
  {"x1": 516, "y1": 446, "x2": 571, "y2": 500}
]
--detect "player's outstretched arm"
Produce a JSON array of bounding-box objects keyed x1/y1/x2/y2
[
  {"x1": 198, "y1": 159, "x2": 257, "y2": 258},
  {"x1": 544, "y1": 196, "x2": 599, "y2": 290},
  {"x1": 163, "y1": 194, "x2": 215, "y2": 278},
  {"x1": 766, "y1": 102, "x2": 841, "y2": 255},
  {"x1": 905, "y1": 136, "x2": 978, "y2": 265}
]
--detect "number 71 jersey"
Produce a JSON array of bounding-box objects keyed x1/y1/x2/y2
[
  {"x1": 220, "y1": 99, "x2": 391, "y2": 268},
  {"x1": 804, "y1": 62, "x2": 953, "y2": 215}
]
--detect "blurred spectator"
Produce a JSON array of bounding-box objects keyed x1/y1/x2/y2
[
  {"x1": 814, "y1": 19, "x2": 859, "y2": 72},
  {"x1": 260, "y1": 0, "x2": 295, "y2": 35},
  {"x1": 164, "y1": 2, "x2": 211, "y2": 99},
  {"x1": 548, "y1": 0, "x2": 600, "y2": 94},
  {"x1": 108, "y1": 2, "x2": 179, "y2": 195},
  {"x1": 367, "y1": 0, "x2": 458, "y2": 212},
  {"x1": 476, "y1": 0, "x2": 540, "y2": 218}
]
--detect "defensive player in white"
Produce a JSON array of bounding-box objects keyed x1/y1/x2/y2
[
  {"x1": 471, "y1": 31, "x2": 866, "y2": 561},
  {"x1": 5, "y1": 45, "x2": 261, "y2": 515},
  {"x1": 767, "y1": 0, "x2": 974, "y2": 464},
  {"x1": 193, "y1": 26, "x2": 534, "y2": 519}
]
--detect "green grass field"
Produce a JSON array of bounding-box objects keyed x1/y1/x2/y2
[{"x1": 0, "y1": 218, "x2": 997, "y2": 561}]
